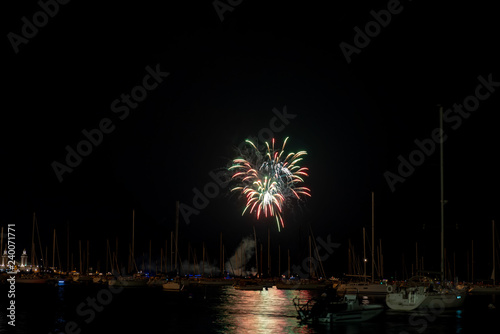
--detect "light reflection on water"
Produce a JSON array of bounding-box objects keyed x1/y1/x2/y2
[{"x1": 215, "y1": 288, "x2": 316, "y2": 334}]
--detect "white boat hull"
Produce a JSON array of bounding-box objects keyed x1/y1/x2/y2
[{"x1": 386, "y1": 287, "x2": 465, "y2": 311}]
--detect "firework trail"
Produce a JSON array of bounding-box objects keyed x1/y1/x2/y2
[{"x1": 229, "y1": 137, "x2": 310, "y2": 230}]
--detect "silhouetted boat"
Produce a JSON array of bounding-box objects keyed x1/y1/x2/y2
[
  {"x1": 293, "y1": 289, "x2": 384, "y2": 323},
  {"x1": 386, "y1": 276, "x2": 465, "y2": 311},
  {"x1": 163, "y1": 280, "x2": 183, "y2": 291}
]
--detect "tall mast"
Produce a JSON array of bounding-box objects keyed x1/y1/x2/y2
[
  {"x1": 472, "y1": 239, "x2": 474, "y2": 282},
  {"x1": 380, "y1": 239, "x2": 383, "y2": 277},
  {"x1": 253, "y1": 226, "x2": 258, "y2": 276},
  {"x1": 31, "y1": 213, "x2": 36, "y2": 267},
  {"x1": 371, "y1": 192, "x2": 375, "y2": 283},
  {"x1": 66, "y1": 224, "x2": 70, "y2": 272},
  {"x1": 287, "y1": 249, "x2": 290, "y2": 278},
  {"x1": 493, "y1": 220, "x2": 496, "y2": 285},
  {"x1": 309, "y1": 235, "x2": 312, "y2": 278},
  {"x1": 132, "y1": 209, "x2": 135, "y2": 272},
  {"x1": 348, "y1": 239, "x2": 352, "y2": 275},
  {"x1": 219, "y1": 232, "x2": 223, "y2": 275},
  {"x1": 165, "y1": 240, "x2": 168, "y2": 273},
  {"x1": 278, "y1": 244, "x2": 281, "y2": 278},
  {"x1": 440, "y1": 106, "x2": 445, "y2": 283},
  {"x1": 87, "y1": 240, "x2": 90, "y2": 273},
  {"x1": 79, "y1": 240, "x2": 82, "y2": 273},
  {"x1": 160, "y1": 248, "x2": 163, "y2": 273},
  {"x1": 170, "y1": 232, "x2": 173, "y2": 272},
  {"x1": 52, "y1": 229, "x2": 56, "y2": 269},
  {"x1": 175, "y1": 201, "x2": 179, "y2": 273},
  {"x1": 267, "y1": 228, "x2": 271, "y2": 276},
  {"x1": 416, "y1": 242, "x2": 419, "y2": 274},
  {"x1": 260, "y1": 244, "x2": 263, "y2": 276},
  {"x1": 363, "y1": 227, "x2": 366, "y2": 282},
  {"x1": 106, "y1": 239, "x2": 110, "y2": 273}
]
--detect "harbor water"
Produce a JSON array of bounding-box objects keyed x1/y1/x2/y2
[{"x1": 1, "y1": 284, "x2": 498, "y2": 333}]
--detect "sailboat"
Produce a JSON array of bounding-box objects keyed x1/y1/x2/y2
[
  {"x1": 108, "y1": 210, "x2": 148, "y2": 288},
  {"x1": 339, "y1": 194, "x2": 389, "y2": 295},
  {"x1": 386, "y1": 107, "x2": 465, "y2": 310},
  {"x1": 470, "y1": 220, "x2": 500, "y2": 294},
  {"x1": 277, "y1": 226, "x2": 332, "y2": 290},
  {"x1": 163, "y1": 202, "x2": 185, "y2": 292}
]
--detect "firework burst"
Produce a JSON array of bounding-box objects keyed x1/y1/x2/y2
[{"x1": 229, "y1": 137, "x2": 311, "y2": 230}]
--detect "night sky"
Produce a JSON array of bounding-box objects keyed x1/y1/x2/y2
[{"x1": 3, "y1": 0, "x2": 499, "y2": 280}]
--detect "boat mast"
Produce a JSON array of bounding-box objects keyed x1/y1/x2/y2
[
  {"x1": 106, "y1": 239, "x2": 110, "y2": 273},
  {"x1": 493, "y1": 220, "x2": 496, "y2": 285},
  {"x1": 278, "y1": 244, "x2": 281, "y2": 278},
  {"x1": 219, "y1": 232, "x2": 223, "y2": 275},
  {"x1": 260, "y1": 244, "x2": 263, "y2": 276},
  {"x1": 371, "y1": 192, "x2": 375, "y2": 283},
  {"x1": 52, "y1": 229, "x2": 56, "y2": 269},
  {"x1": 132, "y1": 209, "x2": 135, "y2": 273},
  {"x1": 268, "y1": 228, "x2": 271, "y2": 277},
  {"x1": 86, "y1": 240, "x2": 89, "y2": 273},
  {"x1": 309, "y1": 235, "x2": 312, "y2": 278},
  {"x1": 253, "y1": 226, "x2": 258, "y2": 277},
  {"x1": 471, "y1": 240, "x2": 474, "y2": 283},
  {"x1": 31, "y1": 213, "x2": 36, "y2": 268},
  {"x1": 170, "y1": 231, "x2": 173, "y2": 272},
  {"x1": 363, "y1": 227, "x2": 366, "y2": 282},
  {"x1": 440, "y1": 106, "x2": 445, "y2": 284},
  {"x1": 67, "y1": 224, "x2": 70, "y2": 272},
  {"x1": 287, "y1": 249, "x2": 290, "y2": 278},
  {"x1": 380, "y1": 239, "x2": 383, "y2": 277},
  {"x1": 175, "y1": 201, "x2": 179, "y2": 274},
  {"x1": 79, "y1": 240, "x2": 82, "y2": 273}
]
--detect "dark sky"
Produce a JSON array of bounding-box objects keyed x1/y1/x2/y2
[{"x1": 3, "y1": 0, "x2": 499, "y2": 279}]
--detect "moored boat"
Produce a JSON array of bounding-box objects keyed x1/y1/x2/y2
[
  {"x1": 16, "y1": 275, "x2": 48, "y2": 284},
  {"x1": 385, "y1": 276, "x2": 465, "y2": 311},
  {"x1": 293, "y1": 289, "x2": 384, "y2": 323},
  {"x1": 337, "y1": 281, "x2": 388, "y2": 295},
  {"x1": 163, "y1": 280, "x2": 183, "y2": 291}
]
